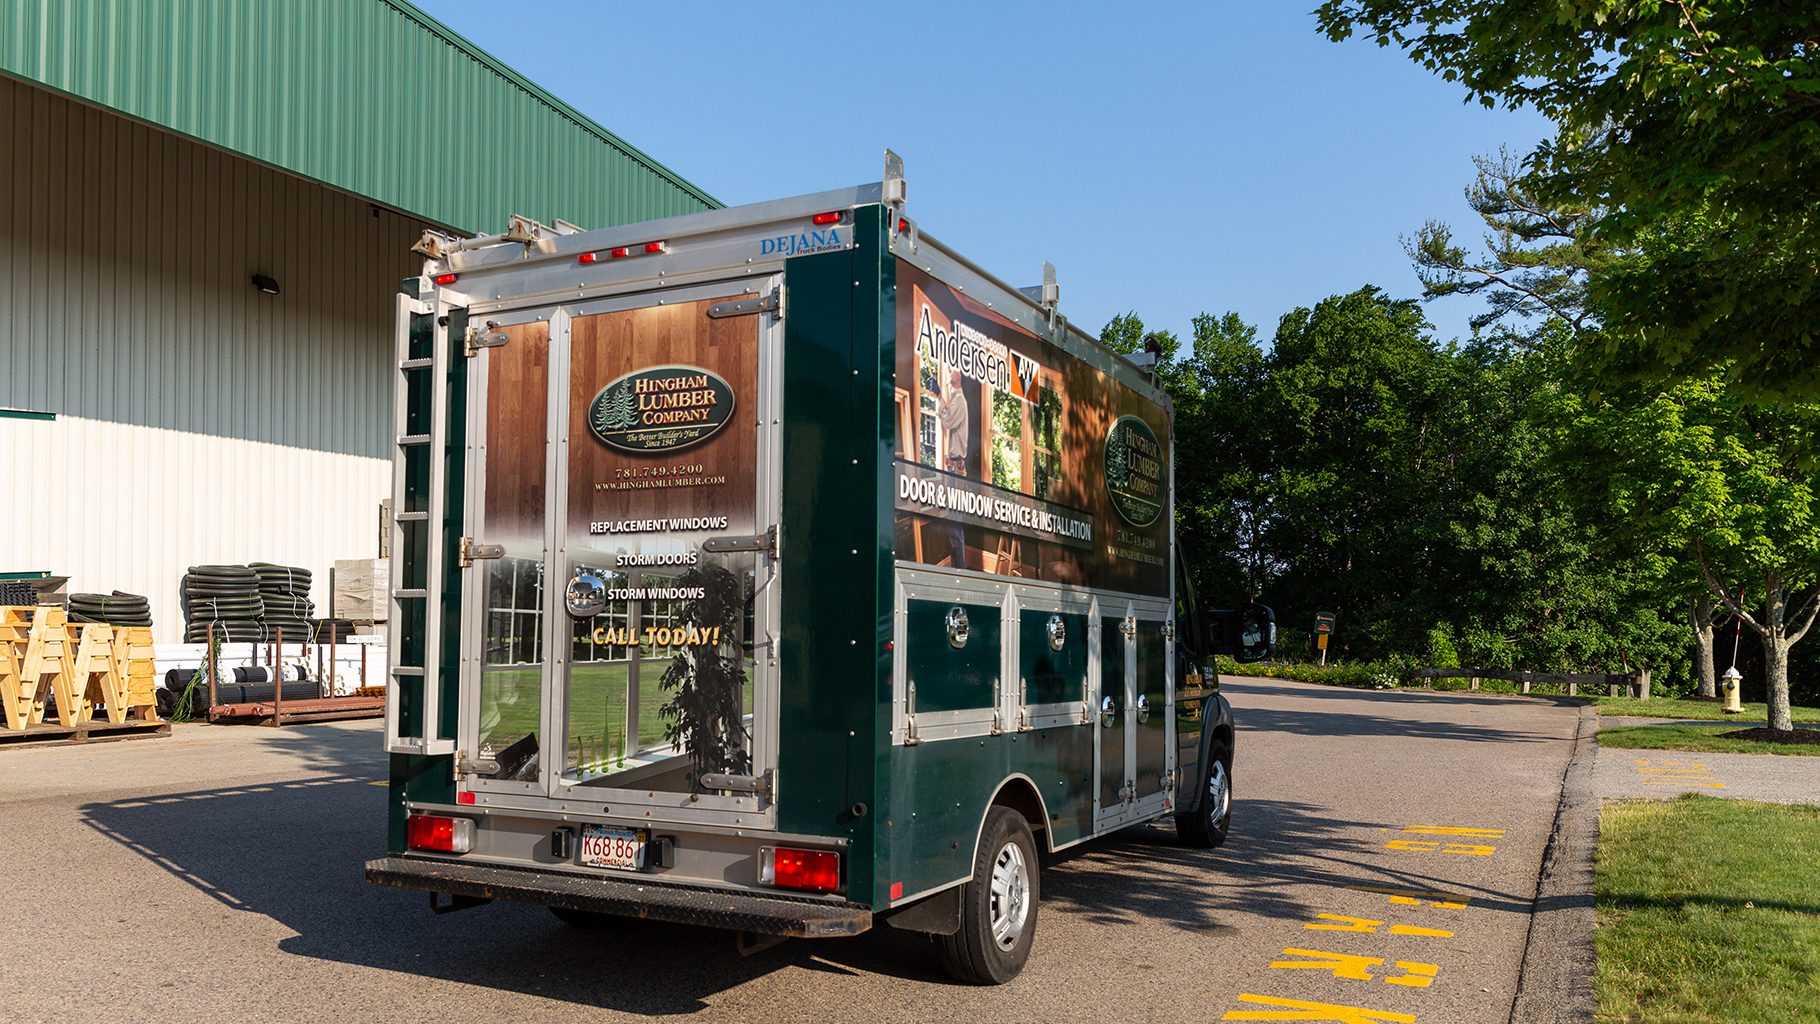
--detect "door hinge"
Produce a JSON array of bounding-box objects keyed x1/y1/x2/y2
[
  {"x1": 1121, "y1": 616, "x2": 1137, "y2": 639},
  {"x1": 706, "y1": 291, "x2": 781, "y2": 320},
  {"x1": 701, "y1": 524, "x2": 778, "y2": 557},
  {"x1": 1161, "y1": 621, "x2": 1177, "y2": 642},
  {"x1": 699, "y1": 769, "x2": 772, "y2": 797},
  {"x1": 464, "y1": 323, "x2": 509, "y2": 356},
  {"x1": 459, "y1": 537, "x2": 505, "y2": 567}
]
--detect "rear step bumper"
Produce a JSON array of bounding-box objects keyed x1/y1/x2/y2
[{"x1": 365, "y1": 855, "x2": 873, "y2": 938}]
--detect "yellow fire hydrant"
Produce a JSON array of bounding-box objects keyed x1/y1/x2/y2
[{"x1": 1721, "y1": 667, "x2": 1744, "y2": 714}]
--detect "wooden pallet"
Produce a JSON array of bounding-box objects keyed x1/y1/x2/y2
[
  {"x1": 14, "y1": 607, "x2": 74, "y2": 728},
  {"x1": 0, "y1": 717, "x2": 171, "y2": 748},
  {"x1": 105, "y1": 625, "x2": 160, "y2": 724}
]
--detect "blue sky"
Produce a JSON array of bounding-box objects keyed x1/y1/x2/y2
[{"x1": 416, "y1": 2, "x2": 1552, "y2": 349}]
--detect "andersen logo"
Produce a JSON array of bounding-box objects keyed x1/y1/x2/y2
[
  {"x1": 588, "y1": 366, "x2": 735, "y2": 454},
  {"x1": 759, "y1": 227, "x2": 844, "y2": 257}
]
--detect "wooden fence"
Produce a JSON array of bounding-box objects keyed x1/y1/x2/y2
[{"x1": 1412, "y1": 667, "x2": 1650, "y2": 698}]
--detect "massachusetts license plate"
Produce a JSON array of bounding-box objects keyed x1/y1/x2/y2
[{"x1": 578, "y1": 824, "x2": 646, "y2": 872}]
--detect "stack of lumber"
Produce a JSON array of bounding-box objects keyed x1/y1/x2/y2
[{"x1": 0, "y1": 607, "x2": 158, "y2": 731}]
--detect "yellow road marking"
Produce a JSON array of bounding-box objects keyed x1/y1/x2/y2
[
  {"x1": 1384, "y1": 961, "x2": 1439, "y2": 988},
  {"x1": 1306, "y1": 914, "x2": 1453, "y2": 938},
  {"x1": 1223, "y1": 994, "x2": 1416, "y2": 1022},
  {"x1": 1399, "y1": 825, "x2": 1504, "y2": 837},
  {"x1": 1345, "y1": 884, "x2": 1471, "y2": 909}
]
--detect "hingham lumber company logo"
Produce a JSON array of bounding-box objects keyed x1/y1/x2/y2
[
  {"x1": 917, "y1": 304, "x2": 1042, "y2": 403},
  {"x1": 588, "y1": 366, "x2": 735, "y2": 454}
]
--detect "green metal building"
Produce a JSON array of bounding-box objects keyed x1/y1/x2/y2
[{"x1": 0, "y1": 0, "x2": 715, "y2": 637}]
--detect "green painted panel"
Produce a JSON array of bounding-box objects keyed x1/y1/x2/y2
[
  {"x1": 0, "y1": 0, "x2": 715, "y2": 234},
  {"x1": 882, "y1": 727, "x2": 1096, "y2": 899},
  {"x1": 1134, "y1": 618, "x2": 1168, "y2": 800},
  {"x1": 1019, "y1": 611, "x2": 1087, "y2": 707},
  {"x1": 776, "y1": 221, "x2": 888, "y2": 900},
  {"x1": 1099, "y1": 617, "x2": 1127, "y2": 811},
  {"x1": 906, "y1": 600, "x2": 1000, "y2": 713}
]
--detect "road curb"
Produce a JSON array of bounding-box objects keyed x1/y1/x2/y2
[{"x1": 1508, "y1": 702, "x2": 1598, "y2": 1023}]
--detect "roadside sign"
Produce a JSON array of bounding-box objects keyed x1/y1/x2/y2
[{"x1": 1314, "y1": 612, "x2": 1336, "y2": 636}]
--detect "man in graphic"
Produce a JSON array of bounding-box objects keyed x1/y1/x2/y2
[{"x1": 938, "y1": 366, "x2": 971, "y2": 568}]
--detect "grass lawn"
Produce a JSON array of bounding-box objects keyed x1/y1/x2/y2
[
  {"x1": 1590, "y1": 695, "x2": 1820, "y2": 722},
  {"x1": 480, "y1": 661, "x2": 753, "y2": 772},
  {"x1": 1599, "y1": 723, "x2": 1820, "y2": 757},
  {"x1": 1597, "y1": 796, "x2": 1820, "y2": 1023}
]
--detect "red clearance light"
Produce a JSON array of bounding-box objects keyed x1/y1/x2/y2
[
  {"x1": 577, "y1": 252, "x2": 599, "y2": 264},
  {"x1": 433, "y1": 272, "x2": 458, "y2": 285},
  {"x1": 896, "y1": 218, "x2": 910, "y2": 234},
  {"x1": 456, "y1": 791, "x2": 476, "y2": 805},
  {"x1": 762, "y1": 846, "x2": 841, "y2": 893},
  {"x1": 405, "y1": 814, "x2": 474, "y2": 854},
  {"x1": 811, "y1": 211, "x2": 842, "y2": 226},
  {"x1": 643, "y1": 241, "x2": 666, "y2": 254},
  {"x1": 609, "y1": 246, "x2": 632, "y2": 259}
]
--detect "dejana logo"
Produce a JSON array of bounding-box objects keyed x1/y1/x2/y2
[{"x1": 758, "y1": 228, "x2": 844, "y2": 258}]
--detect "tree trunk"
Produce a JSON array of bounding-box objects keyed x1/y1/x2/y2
[
  {"x1": 1690, "y1": 593, "x2": 1716, "y2": 698},
  {"x1": 1763, "y1": 631, "x2": 1794, "y2": 732}
]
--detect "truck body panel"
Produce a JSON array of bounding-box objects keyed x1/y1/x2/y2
[{"x1": 369, "y1": 166, "x2": 1251, "y2": 952}]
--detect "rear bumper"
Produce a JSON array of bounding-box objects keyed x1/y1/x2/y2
[{"x1": 365, "y1": 855, "x2": 872, "y2": 938}]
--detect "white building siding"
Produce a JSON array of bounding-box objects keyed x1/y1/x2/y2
[
  {"x1": 0, "y1": 77, "x2": 426, "y2": 640},
  {"x1": 0, "y1": 415, "x2": 388, "y2": 637}
]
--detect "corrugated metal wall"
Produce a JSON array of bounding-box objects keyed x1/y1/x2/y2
[
  {"x1": 0, "y1": 76, "x2": 417, "y2": 456},
  {"x1": 0, "y1": 415, "x2": 388, "y2": 641},
  {"x1": 0, "y1": 0, "x2": 716, "y2": 233},
  {"x1": 0, "y1": 78, "x2": 400, "y2": 639}
]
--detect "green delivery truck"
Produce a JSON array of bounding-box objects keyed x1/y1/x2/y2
[{"x1": 365, "y1": 152, "x2": 1275, "y2": 984}]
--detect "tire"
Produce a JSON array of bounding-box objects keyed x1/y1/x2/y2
[
  {"x1": 548, "y1": 905, "x2": 615, "y2": 928},
  {"x1": 938, "y1": 806, "x2": 1040, "y2": 985},
  {"x1": 1176, "y1": 739, "x2": 1233, "y2": 849}
]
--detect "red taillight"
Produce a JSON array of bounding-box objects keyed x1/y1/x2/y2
[
  {"x1": 405, "y1": 814, "x2": 473, "y2": 853},
  {"x1": 762, "y1": 846, "x2": 841, "y2": 893},
  {"x1": 643, "y1": 241, "x2": 666, "y2": 254},
  {"x1": 433, "y1": 272, "x2": 458, "y2": 285},
  {"x1": 609, "y1": 246, "x2": 631, "y2": 259},
  {"x1": 578, "y1": 252, "x2": 599, "y2": 264},
  {"x1": 456, "y1": 790, "x2": 476, "y2": 805},
  {"x1": 812, "y1": 211, "x2": 842, "y2": 226}
]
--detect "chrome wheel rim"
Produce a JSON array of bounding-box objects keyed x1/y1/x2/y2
[
  {"x1": 1208, "y1": 760, "x2": 1231, "y2": 823},
  {"x1": 988, "y1": 840, "x2": 1031, "y2": 950}
]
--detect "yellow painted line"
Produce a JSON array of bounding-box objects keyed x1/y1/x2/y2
[
  {"x1": 1345, "y1": 884, "x2": 1471, "y2": 909},
  {"x1": 1642, "y1": 780, "x2": 1725, "y2": 788},
  {"x1": 368, "y1": 781, "x2": 389, "y2": 787},
  {"x1": 1269, "y1": 947, "x2": 1383, "y2": 980},
  {"x1": 1384, "y1": 961, "x2": 1439, "y2": 988},
  {"x1": 1223, "y1": 994, "x2": 1416, "y2": 1022},
  {"x1": 1304, "y1": 914, "x2": 1452, "y2": 938},
  {"x1": 1399, "y1": 824, "x2": 1504, "y2": 837}
]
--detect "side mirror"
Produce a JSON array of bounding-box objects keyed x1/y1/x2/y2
[
  {"x1": 1204, "y1": 603, "x2": 1276, "y2": 662},
  {"x1": 1233, "y1": 602, "x2": 1275, "y2": 663}
]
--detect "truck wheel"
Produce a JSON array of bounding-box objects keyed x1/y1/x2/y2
[
  {"x1": 939, "y1": 806, "x2": 1040, "y2": 985},
  {"x1": 1176, "y1": 740, "x2": 1232, "y2": 849}
]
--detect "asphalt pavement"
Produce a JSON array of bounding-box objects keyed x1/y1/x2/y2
[{"x1": 2, "y1": 678, "x2": 1583, "y2": 1023}]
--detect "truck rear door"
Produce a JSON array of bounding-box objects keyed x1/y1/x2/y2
[{"x1": 459, "y1": 278, "x2": 783, "y2": 830}]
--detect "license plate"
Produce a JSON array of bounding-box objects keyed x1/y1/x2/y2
[{"x1": 577, "y1": 824, "x2": 646, "y2": 872}]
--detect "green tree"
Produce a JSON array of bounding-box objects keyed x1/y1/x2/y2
[
  {"x1": 1567, "y1": 373, "x2": 1820, "y2": 730},
  {"x1": 1317, "y1": 0, "x2": 1820, "y2": 398}
]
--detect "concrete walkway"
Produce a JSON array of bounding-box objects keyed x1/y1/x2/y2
[{"x1": 1592, "y1": 744, "x2": 1820, "y2": 804}]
